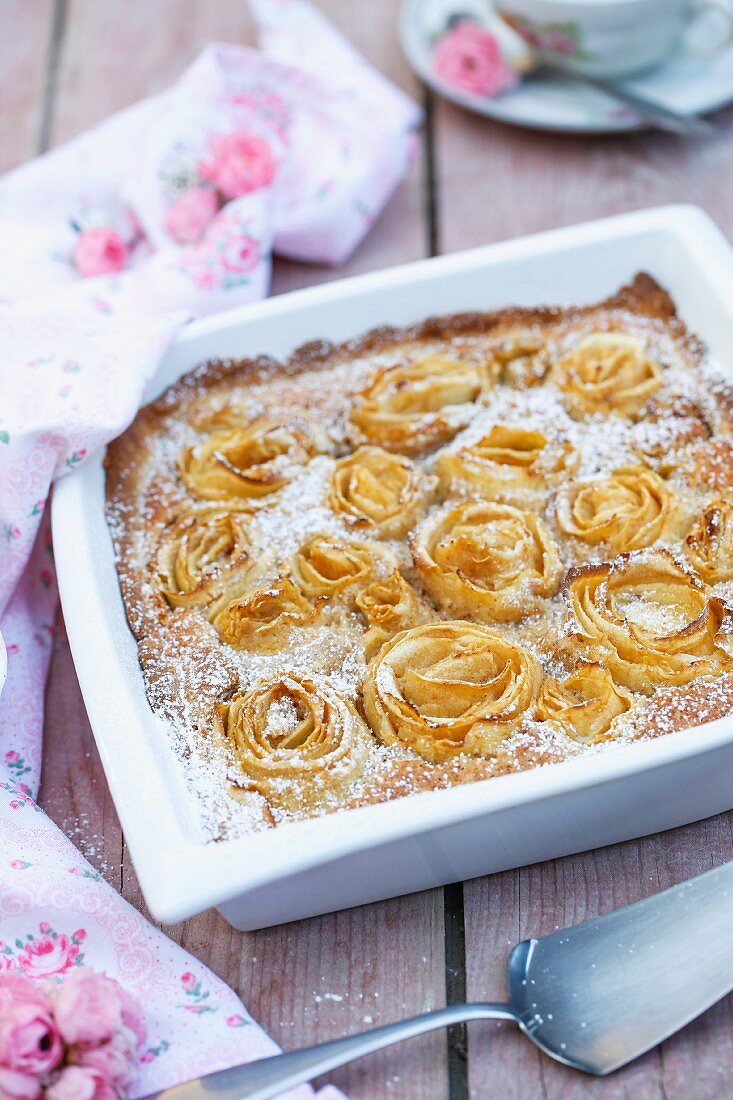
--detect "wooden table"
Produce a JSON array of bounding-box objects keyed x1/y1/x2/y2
[{"x1": 6, "y1": 1, "x2": 733, "y2": 1096}]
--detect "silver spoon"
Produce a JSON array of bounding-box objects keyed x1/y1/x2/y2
[{"x1": 144, "y1": 860, "x2": 733, "y2": 1099}]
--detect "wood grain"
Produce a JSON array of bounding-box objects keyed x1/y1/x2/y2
[
  {"x1": 0, "y1": 0, "x2": 55, "y2": 170},
  {"x1": 433, "y1": 93, "x2": 733, "y2": 1100},
  {"x1": 38, "y1": 3, "x2": 445, "y2": 1098}
]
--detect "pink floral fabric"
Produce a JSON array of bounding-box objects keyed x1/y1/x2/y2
[{"x1": 0, "y1": 0, "x2": 420, "y2": 1096}]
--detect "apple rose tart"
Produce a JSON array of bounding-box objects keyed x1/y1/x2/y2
[
  {"x1": 437, "y1": 424, "x2": 576, "y2": 510},
  {"x1": 556, "y1": 465, "x2": 677, "y2": 552},
  {"x1": 349, "y1": 354, "x2": 489, "y2": 455},
  {"x1": 412, "y1": 501, "x2": 562, "y2": 623},
  {"x1": 156, "y1": 509, "x2": 254, "y2": 610},
  {"x1": 330, "y1": 446, "x2": 435, "y2": 538},
  {"x1": 685, "y1": 501, "x2": 733, "y2": 583},
  {"x1": 211, "y1": 574, "x2": 318, "y2": 652},
  {"x1": 355, "y1": 570, "x2": 432, "y2": 660},
  {"x1": 362, "y1": 621, "x2": 542, "y2": 761},
  {"x1": 554, "y1": 333, "x2": 663, "y2": 420},
  {"x1": 537, "y1": 662, "x2": 633, "y2": 744},
  {"x1": 218, "y1": 675, "x2": 372, "y2": 812},
  {"x1": 565, "y1": 549, "x2": 733, "y2": 692},
  {"x1": 291, "y1": 534, "x2": 393, "y2": 603},
  {"x1": 180, "y1": 416, "x2": 317, "y2": 503}
]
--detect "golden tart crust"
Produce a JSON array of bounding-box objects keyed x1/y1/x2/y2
[{"x1": 105, "y1": 273, "x2": 733, "y2": 834}]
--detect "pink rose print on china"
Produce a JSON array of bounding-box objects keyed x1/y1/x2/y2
[
  {"x1": 16, "y1": 926, "x2": 85, "y2": 980},
  {"x1": 199, "y1": 131, "x2": 276, "y2": 200},
  {"x1": 433, "y1": 20, "x2": 518, "y2": 98},
  {"x1": 72, "y1": 229, "x2": 128, "y2": 278},
  {"x1": 164, "y1": 187, "x2": 219, "y2": 245}
]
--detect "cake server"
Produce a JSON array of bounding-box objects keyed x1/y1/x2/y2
[{"x1": 144, "y1": 859, "x2": 733, "y2": 1099}]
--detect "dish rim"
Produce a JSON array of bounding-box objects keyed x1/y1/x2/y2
[{"x1": 52, "y1": 203, "x2": 733, "y2": 923}]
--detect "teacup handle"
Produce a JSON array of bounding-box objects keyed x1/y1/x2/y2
[{"x1": 680, "y1": 0, "x2": 733, "y2": 58}]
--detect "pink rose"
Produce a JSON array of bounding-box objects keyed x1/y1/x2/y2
[
  {"x1": 72, "y1": 1027, "x2": 138, "y2": 1091},
  {"x1": 72, "y1": 228, "x2": 128, "y2": 278},
  {"x1": 0, "y1": 955, "x2": 17, "y2": 973},
  {"x1": 46, "y1": 1066, "x2": 117, "y2": 1100},
  {"x1": 0, "y1": 1067, "x2": 41, "y2": 1099},
  {"x1": 5, "y1": 751, "x2": 19, "y2": 765},
  {"x1": 0, "y1": 972, "x2": 63, "y2": 1079},
  {"x1": 164, "y1": 187, "x2": 219, "y2": 244},
  {"x1": 221, "y1": 234, "x2": 260, "y2": 275},
  {"x1": 199, "y1": 132, "x2": 276, "y2": 200},
  {"x1": 17, "y1": 935, "x2": 79, "y2": 979},
  {"x1": 434, "y1": 20, "x2": 518, "y2": 98},
  {"x1": 180, "y1": 972, "x2": 196, "y2": 992},
  {"x1": 55, "y1": 970, "x2": 145, "y2": 1049}
]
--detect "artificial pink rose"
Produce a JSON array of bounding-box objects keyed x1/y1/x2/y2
[
  {"x1": 221, "y1": 234, "x2": 261, "y2": 275},
  {"x1": 199, "y1": 132, "x2": 276, "y2": 200},
  {"x1": 73, "y1": 1027, "x2": 138, "y2": 1091},
  {"x1": 164, "y1": 187, "x2": 219, "y2": 244},
  {"x1": 46, "y1": 1066, "x2": 117, "y2": 1100},
  {"x1": 434, "y1": 20, "x2": 518, "y2": 98},
  {"x1": 17, "y1": 935, "x2": 79, "y2": 979},
  {"x1": 72, "y1": 228, "x2": 128, "y2": 277},
  {"x1": 0, "y1": 972, "x2": 63, "y2": 1079},
  {"x1": 0, "y1": 1067, "x2": 41, "y2": 1099}
]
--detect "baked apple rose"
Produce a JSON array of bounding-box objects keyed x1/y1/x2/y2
[
  {"x1": 291, "y1": 534, "x2": 394, "y2": 602},
  {"x1": 565, "y1": 549, "x2": 733, "y2": 692},
  {"x1": 211, "y1": 574, "x2": 318, "y2": 652},
  {"x1": 685, "y1": 501, "x2": 733, "y2": 583},
  {"x1": 218, "y1": 675, "x2": 372, "y2": 812},
  {"x1": 362, "y1": 621, "x2": 542, "y2": 761},
  {"x1": 537, "y1": 662, "x2": 633, "y2": 743},
  {"x1": 554, "y1": 333, "x2": 663, "y2": 420},
  {"x1": 156, "y1": 509, "x2": 254, "y2": 609},
  {"x1": 349, "y1": 353, "x2": 492, "y2": 455},
  {"x1": 556, "y1": 465, "x2": 678, "y2": 552},
  {"x1": 330, "y1": 446, "x2": 435, "y2": 538},
  {"x1": 412, "y1": 501, "x2": 562, "y2": 623},
  {"x1": 437, "y1": 424, "x2": 576, "y2": 509},
  {"x1": 180, "y1": 415, "x2": 317, "y2": 503},
  {"x1": 356, "y1": 570, "x2": 432, "y2": 660}
]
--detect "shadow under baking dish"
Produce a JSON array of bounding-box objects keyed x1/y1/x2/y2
[{"x1": 53, "y1": 204, "x2": 733, "y2": 930}]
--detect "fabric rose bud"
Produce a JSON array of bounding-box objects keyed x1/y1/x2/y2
[
  {"x1": 329, "y1": 446, "x2": 435, "y2": 538},
  {"x1": 537, "y1": 662, "x2": 634, "y2": 744},
  {"x1": 356, "y1": 570, "x2": 432, "y2": 661},
  {"x1": 72, "y1": 228, "x2": 128, "y2": 277},
  {"x1": 199, "y1": 132, "x2": 276, "y2": 200},
  {"x1": 180, "y1": 417, "x2": 318, "y2": 504},
  {"x1": 164, "y1": 187, "x2": 219, "y2": 244},
  {"x1": 564, "y1": 548, "x2": 733, "y2": 692},
  {"x1": 0, "y1": 972, "x2": 63, "y2": 1085},
  {"x1": 363, "y1": 621, "x2": 542, "y2": 762},
  {"x1": 218, "y1": 674, "x2": 373, "y2": 812},
  {"x1": 437, "y1": 424, "x2": 576, "y2": 511},
  {"x1": 685, "y1": 500, "x2": 733, "y2": 583},
  {"x1": 433, "y1": 20, "x2": 518, "y2": 98},
  {"x1": 557, "y1": 465, "x2": 678, "y2": 553},
  {"x1": 553, "y1": 332, "x2": 663, "y2": 420},
  {"x1": 211, "y1": 574, "x2": 318, "y2": 652},
  {"x1": 291, "y1": 534, "x2": 394, "y2": 605},
  {"x1": 155, "y1": 509, "x2": 254, "y2": 611},
  {"x1": 411, "y1": 500, "x2": 562, "y2": 623},
  {"x1": 349, "y1": 354, "x2": 491, "y2": 455}
]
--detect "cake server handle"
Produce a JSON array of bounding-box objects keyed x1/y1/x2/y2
[{"x1": 140, "y1": 1002, "x2": 517, "y2": 1100}]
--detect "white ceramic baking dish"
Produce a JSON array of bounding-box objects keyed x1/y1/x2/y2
[{"x1": 53, "y1": 205, "x2": 733, "y2": 930}]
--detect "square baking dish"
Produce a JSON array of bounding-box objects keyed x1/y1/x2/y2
[{"x1": 53, "y1": 205, "x2": 733, "y2": 929}]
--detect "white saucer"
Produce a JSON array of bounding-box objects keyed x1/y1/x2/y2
[{"x1": 400, "y1": 0, "x2": 733, "y2": 134}]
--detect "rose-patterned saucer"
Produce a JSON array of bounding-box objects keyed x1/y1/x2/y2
[{"x1": 401, "y1": 0, "x2": 733, "y2": 134}]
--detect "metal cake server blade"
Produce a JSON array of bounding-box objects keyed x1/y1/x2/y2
[{"x1": 144, "y1": 860, "x2": 733, "y2": 1099}]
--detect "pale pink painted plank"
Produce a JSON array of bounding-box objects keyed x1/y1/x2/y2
[{"x1": 0, "y1": 0, "x2": 54, "y2": 171}]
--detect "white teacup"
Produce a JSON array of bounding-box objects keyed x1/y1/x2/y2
[{"x1": 494, "y1": 0, "x2": 733, "y2": 79}]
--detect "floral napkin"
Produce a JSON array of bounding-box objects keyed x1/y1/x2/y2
[{"x1": 0, "y1": 0, "x2": 421, "y2": 1095}]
